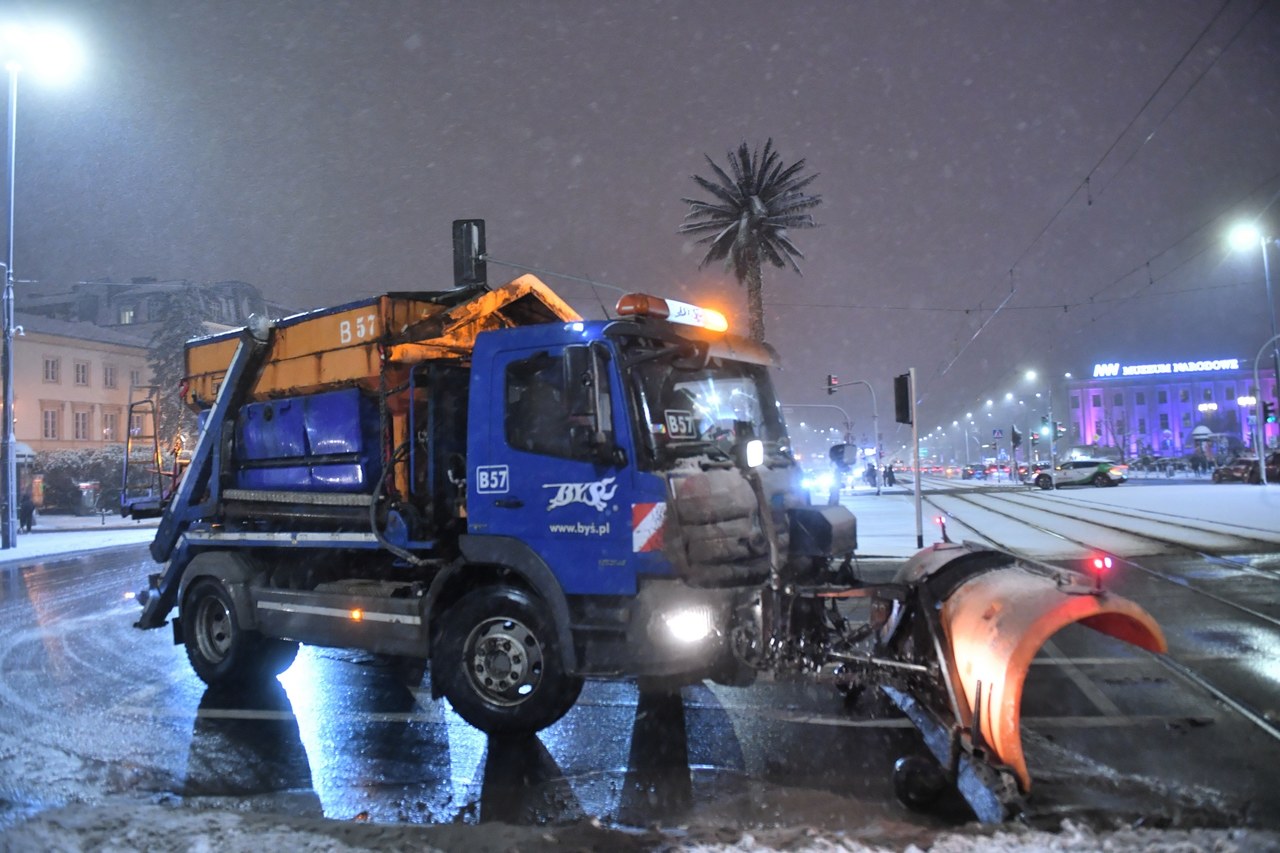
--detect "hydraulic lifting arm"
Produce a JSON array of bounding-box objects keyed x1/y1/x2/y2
[{"x1": 135, "y1": 319, "x2": 274, "y2": 630}]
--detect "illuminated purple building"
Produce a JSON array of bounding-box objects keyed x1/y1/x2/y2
[{"x1": 1064, "y1": 356, "x2": 1277, "y2": 458}]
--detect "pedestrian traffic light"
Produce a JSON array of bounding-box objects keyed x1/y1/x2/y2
[
  {"x1": 827, "y1": 374, "x2": 839, "y2": 395},
  {"x1": 1011, "y1": 425, "x2": 1022, "y2": 448},
  {"x1": 1265, "y1": 401, "x2": 1278, "y2": 424},
  {"x1": 894, "y1": 373, "x2": 912, "y2": 424}
]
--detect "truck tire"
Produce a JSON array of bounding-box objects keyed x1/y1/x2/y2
[
  {"x1": 432, "y1": 585, "x2": 582, "y2": 734},
  {"x1": 182, "y1": 577, "x2": 298, "y2": 685}
]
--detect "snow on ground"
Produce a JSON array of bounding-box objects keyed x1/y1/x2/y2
[
  {"x1": 3, "y1": 800, "x2": 1277, "y2": 853},
  {"x1": 3, "y1": 495, "x2": 1280, "y2": 850},
  {"x1": 846, "y1": 479, "x2": 1280, "y2": 560}
]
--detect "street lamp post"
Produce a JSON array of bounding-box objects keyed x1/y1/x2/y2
[
  {"x1": 1, "y1": 24, "x2": 82, "y2": 549},
  {"x1": 1229, "y1": 224, "x2": 1280, "y2": 437},
  {"x1": 2, "y1": 62, "x2": 18, "y2": 548}
]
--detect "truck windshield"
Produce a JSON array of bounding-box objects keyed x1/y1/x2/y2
[{"x1": 621, "y1": 338, "x2": 791, "y2": 469}]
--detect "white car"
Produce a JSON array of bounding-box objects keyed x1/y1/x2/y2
[{"x1": 1034, "y1": 458, "x2": 1128, "y2": 489}]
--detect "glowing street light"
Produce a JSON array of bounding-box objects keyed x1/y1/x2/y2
[
  {"x1": 1229, "y1": 222, "x2": 1280, "y2": 463},
  {"x1": 1, "y1": 22, "x2": 83, "y2": 548}
]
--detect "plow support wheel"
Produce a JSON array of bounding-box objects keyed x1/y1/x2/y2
[{"x1": 940, "y1": 567, "x2": 1166, "y2": 791}]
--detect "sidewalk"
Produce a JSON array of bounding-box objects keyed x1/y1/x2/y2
[
  {"x1": 0, "y1": 511, "x2": 159, "y2": 566},
  {"x1": 840, "y1": 488, "x2": 937, "y2": 559}
]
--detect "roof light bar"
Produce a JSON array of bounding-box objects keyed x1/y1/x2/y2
[{"x1": 616, "y1": 292, "x2": 728, "y2": 333}]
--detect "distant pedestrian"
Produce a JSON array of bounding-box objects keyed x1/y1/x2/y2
[
  {"x1": 18, "y1": 490, "x2": 35, "y2": 533},
  {"x1": 884, "y1": 463, "x2": 896, "y2": 487}
]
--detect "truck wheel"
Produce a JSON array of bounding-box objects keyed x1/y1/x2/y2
[
  {"x1": 182, "y1": 577, "x2": 297, "y2": 684},
  {"x1": 893, "y1": 754, "x2": 948, "y2": 810},
  {"x1": 432, "y1": 585, "x2": 582, "y2": 734}
]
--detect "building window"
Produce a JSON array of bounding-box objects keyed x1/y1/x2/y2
[
  {"x1": 1136, "y1": 392, "x2": 1146, "y2": 405},
  {"x1": 130, "y1": 411, "x2": 146, "y2": 436},
  {"x1": 1071, "y1": 395, "x2": 1080, "y2": 409},
  {"x1": 1113, "y1": 393, "x2": 1123, "y2": 407},
  {"x1": 1158, "y1": 390, "x2": 1168, "y2": 404},
  {"x1": 42, "y1": 408, "x2": 60, "y2": 440},
  {"x1": 1179, "y1": 389, "x2": 1190, "y2": 403},
  {"x1": 129, "y1": 369, "x2": 143, "y2": 388},
  {"x1": 1138, "y1": 418, "x2": 1147, "y2": 434},
  {"x1": 1203, "y1": 388, "x2": 1213, "y2": 401},
  {"x1": 1159, "y1": 413, "x2": 1170, "y2": 431},
  {"x1": 119, "y1": 306, "x2": 136, "y2": 324},
  {"x1": 1093, "y1": 419, "x2": 1102, "y2": 440},
  {"x1": 1225, "y1": 387, "x2": 1235, "y2": 401},
  {"x1": 74, "y1": 361, "x2": 90, "y2": 387},
  {"x1": 1181, "y1": 412, "x2": 1192, "y2": 429},
  {"x1": 103, "y1": 411, "x2": 119, "y2": 442},
  {"x1": 1091, "y1": 394, "x2": 1101, "y2": 407},
  {"x1": 43, "y1": 357, "x2": 60, "y2": 383},
  {"x1": 73, "y1": 410, "x2": 91, "y2": 441},
  {"x1": 103, "y1": 364, "x2": 117, "y2": 389}
]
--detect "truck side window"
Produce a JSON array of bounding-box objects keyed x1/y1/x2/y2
[{"x1": 505, "y1": 352, "x2": 614, "y2": 460}]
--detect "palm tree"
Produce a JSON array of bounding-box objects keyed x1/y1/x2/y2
[{"x1": 678, "y1": 139, "x2": 821, "y2": 343}]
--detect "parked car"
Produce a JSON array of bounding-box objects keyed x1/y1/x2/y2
[
  {"x1": 1212, "y1": 452, "x2": 1280, "y2": 484},
  {"x1": 1033, "y1": 458, "x2": 1128, "y2": 489}
]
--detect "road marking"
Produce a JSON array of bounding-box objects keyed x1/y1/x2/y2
[{"x1": 1041, "y1": 639, "x2": 1122, "y2": 716}]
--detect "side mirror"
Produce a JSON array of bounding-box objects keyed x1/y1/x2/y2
[
  {"x1": 565, "y1": 344, "x2": 621, "y2": 466},
  {"x1": 564, "y1": 344, "x2": 597, "y2": 419},
  {"x1": 829, "y1": 443, "x2": 852, "y2": 471}
]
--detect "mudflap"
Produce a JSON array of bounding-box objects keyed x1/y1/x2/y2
[{"x1": 886, "y1": 542, "x2": 1167, "y2": 814}]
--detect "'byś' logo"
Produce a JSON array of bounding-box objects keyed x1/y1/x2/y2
[{"x1": 543, "y1": 477, "x2": 618, "y2": 511}]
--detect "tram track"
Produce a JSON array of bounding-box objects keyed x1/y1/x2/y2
[
  {"x1": 920, "y1": 488, "x2": 1280, "y2": 746},
  {"x1": 926, "y1": 489, "x2": 1280, "y2": 627}
]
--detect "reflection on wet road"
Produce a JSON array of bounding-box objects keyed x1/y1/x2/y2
[{"x1": 2, "y1": 543, "x2": 1280, "y2": 836}]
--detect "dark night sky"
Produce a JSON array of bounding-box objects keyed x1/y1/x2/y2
[{"x1": 8, "y1": 0, "x2": 1280, "y2": 455}]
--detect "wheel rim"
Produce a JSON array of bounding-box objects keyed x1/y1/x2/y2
[
  {"x1": 463, "y1": 615, "x2": 544, "y2": 707},
  {"x1": 193, "y1": 593, "x2": 234, "y2": 665}
]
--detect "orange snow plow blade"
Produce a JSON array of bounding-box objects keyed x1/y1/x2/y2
[{"x1": 940, "y1": 566, "x2": 1167, "y2": 791}]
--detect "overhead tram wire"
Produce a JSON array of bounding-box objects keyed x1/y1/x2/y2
[
  {"x1": 1093, "y1": 0, "x2": 1269, "y2": 202},
  {"x1": 931, "y1": 0, "x2": 1245, "y2": 379},
  {"x1": 764, "y1": 168, "x2": 1280, "y2": 318},
  {"x1": 481, "y1": 254, "x2": 626, "y2": 319}
]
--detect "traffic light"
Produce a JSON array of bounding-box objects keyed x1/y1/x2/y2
[
  {"x1": 1030, "y1": 432, "x2": 1039, "y2": 446},
  {"x1": 894, "y1": 373, "x2": 912, "y2": 424},
  {"x1": 1040, "y1": 415, "x2": 1049, "y2": 428},
  {"x1": 1054, "y1": 421, "x2": 1067, "y2": 438},
  {"x1": 1010, "y1": 425, "x2": 1022, "y2": 448},
  {"x1": 1265, "y1": 401, "x2": 1278, "y2": 424},
  {"x1": 827, "y1": 374, "x2": 839, "y2": 395}
]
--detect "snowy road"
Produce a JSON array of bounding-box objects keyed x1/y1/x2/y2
[{"x1": 2, "y1": 484, "x2": 1280, "y2": 850}]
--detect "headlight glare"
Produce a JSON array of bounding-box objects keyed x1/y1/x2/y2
[{"x1": 664, "y1": 607, "x2": 715, "y2": 643}]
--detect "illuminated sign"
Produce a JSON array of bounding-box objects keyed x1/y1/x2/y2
[{"x1": 1091, "y1": 358, "x2": 1240, "y2": 379}]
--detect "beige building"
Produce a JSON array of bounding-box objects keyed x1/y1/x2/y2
[{"x1": 12, "y1": 313, "x2": 152, "y2": 453}]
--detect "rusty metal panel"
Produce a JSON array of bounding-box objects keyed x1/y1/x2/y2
[
  {"x1": 386, "y1": 274, "x2": 582, "y2": 365},
  {"x1": 182, "y1": 276, "x2": 579, "y2": 405}
]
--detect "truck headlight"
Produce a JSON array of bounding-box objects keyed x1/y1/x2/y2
[{"x1": 664, "y1": 606, "x2": 716, "y2": 643}]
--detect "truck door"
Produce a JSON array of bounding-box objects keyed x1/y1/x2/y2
[{"x1": 470, "y1": 344, "x2": 639, "y2": 595}]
